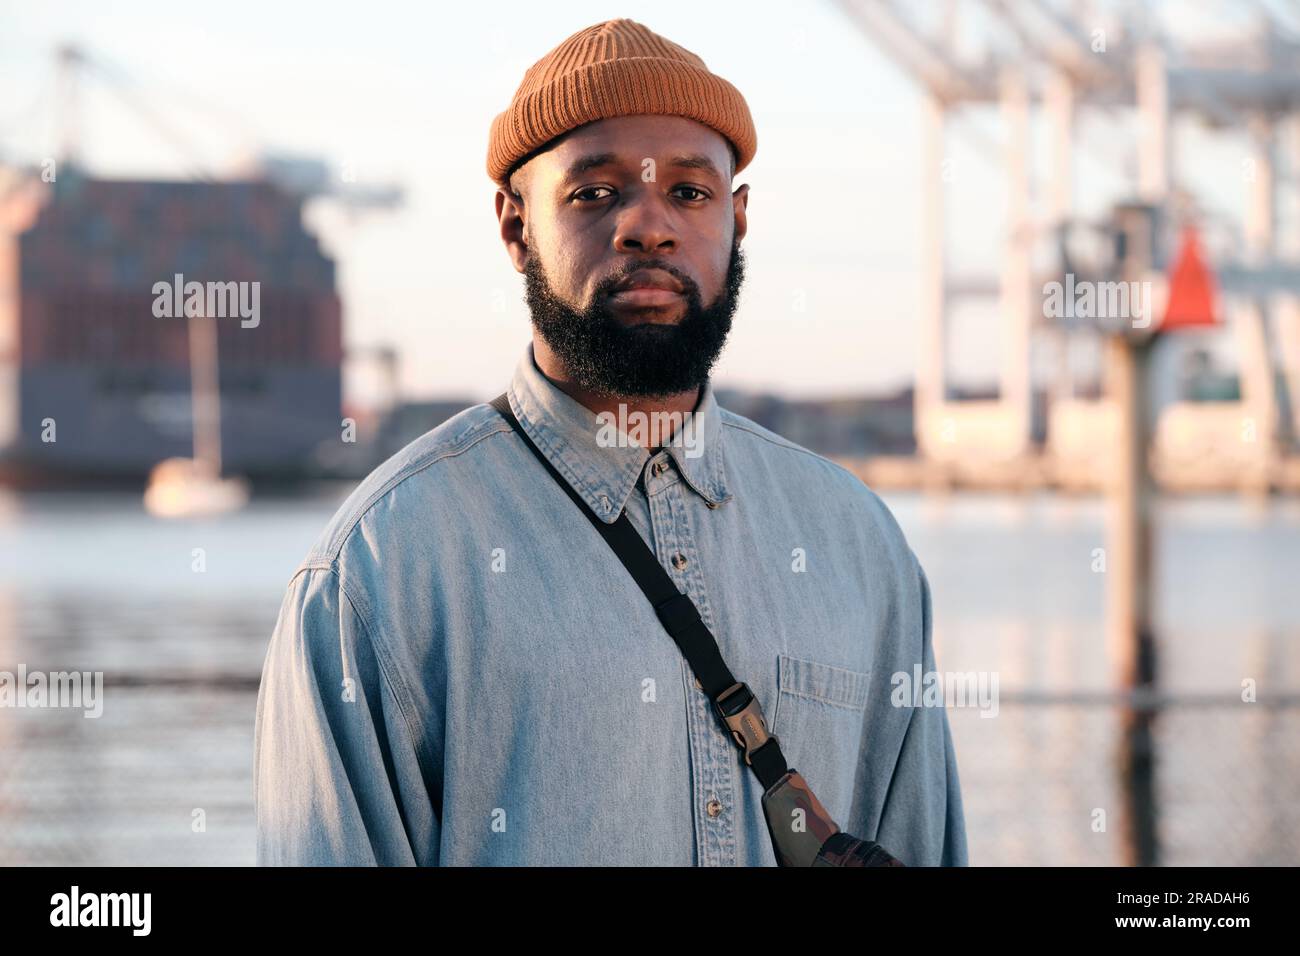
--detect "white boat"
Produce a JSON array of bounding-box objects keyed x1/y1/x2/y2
[
  {"x1": 144, "y1": 457, "x2": 249, "y2": 517},
  {"x1": 144, "y1": 312, "x2": 250, "y2": 518}
]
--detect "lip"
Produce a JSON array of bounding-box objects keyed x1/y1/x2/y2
[
  {"x1": 608, "y1": 269, "x2": 685, "y2": 308},
  {"x1": 608, "y1": 287, "x2": 685, "y2": 307}
]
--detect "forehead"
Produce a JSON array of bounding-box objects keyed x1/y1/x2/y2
[{"x1": 526, "y1": 115, "x2": 733, "y2": 183}]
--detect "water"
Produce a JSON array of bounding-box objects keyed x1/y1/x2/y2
[
  {"x1": 892, "y1": 492, "x2": 1300, "y2": 865},
  {"x1": 1, "y1": 488, "x2": 1297, "y2": 865},
  {"x1": 0, "y1": 489, "x2": 338, "y2": 866}
]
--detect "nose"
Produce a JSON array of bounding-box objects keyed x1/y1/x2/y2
[{"x1": 612, "y1": 190, "x2": 679, "y2": 254}]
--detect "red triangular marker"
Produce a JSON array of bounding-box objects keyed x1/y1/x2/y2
[{"x1": 1161, "y1": 226, "x2": 1219, "y2": 331}]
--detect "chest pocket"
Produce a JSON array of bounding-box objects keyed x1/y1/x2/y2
[{"x1": 769, "y1": 654, "x2": 871, "y2": 824}]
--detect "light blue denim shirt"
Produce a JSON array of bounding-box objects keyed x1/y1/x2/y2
[{"x1": 254, "y1": 344, "x2": 968, "y2": 866}]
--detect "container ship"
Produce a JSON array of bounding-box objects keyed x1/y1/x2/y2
[{"x1": 0, "y1": 168, "x2": 343, "y2": 485}]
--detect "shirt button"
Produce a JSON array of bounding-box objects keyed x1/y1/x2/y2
[
  {"x1": 706, "y1": 798, "x2": 724, "y2": 818},
  {"x1": 671, "y1": 552, "x2": 688, "y2": 571},
  {"x1": 706, "y1": 501, "x2": 720, "y2": 509},
  {"x1": 651, "y1": 459, "x2": 667, "y2": 477}
]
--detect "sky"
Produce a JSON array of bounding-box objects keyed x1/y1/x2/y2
[{"x1": 0, "y1": 0, "x2": 1274, "y2": 403}]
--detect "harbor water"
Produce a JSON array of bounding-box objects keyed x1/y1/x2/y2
[{"x1": 0, "y1": 487, "x2": 1296, "y2": 865}]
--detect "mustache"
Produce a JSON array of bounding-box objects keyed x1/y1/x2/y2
[{"x1": 595, "y1": 260, "x2": 700, "y2": 301}]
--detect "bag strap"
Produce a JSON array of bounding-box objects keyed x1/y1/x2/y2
[{"x1": 489, "y1": 393, "x2": 792, "y2": 792}]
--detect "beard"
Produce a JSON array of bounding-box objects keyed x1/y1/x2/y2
[{"x1": 524, "y1": 243, "x2": 745, "y2": 398}]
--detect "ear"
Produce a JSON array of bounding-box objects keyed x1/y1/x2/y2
[
  {"x1": 496, "y1": 187, "x2": 528, "y2": 274},
  {"x1": 731, "y1": 182, "x2": 749, "y2": 246}
]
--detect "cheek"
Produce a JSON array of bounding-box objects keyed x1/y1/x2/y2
[
  {"x1": 700, "y1": 247, "x2": 732, "y2": 300},
  {"x1": 552, "y1": 248, "x2": 589, "y2": 296},
  {"x1": 692, "y1": 216, "x2": 735, "y2": 295},
  {"x1": 533, "y1": 237, "x2": 595, "y2": 304},
  {"x1": 551, "y1": 236, "x2": 605, "y2": 298}
]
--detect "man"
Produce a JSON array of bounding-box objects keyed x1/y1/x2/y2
[{"x1": 254, "y1": 17, "x2": 968, "y2": 866}]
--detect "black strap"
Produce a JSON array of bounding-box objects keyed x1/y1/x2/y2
[{"x1": 490, "y1": 392, "x2": 791, "y2": 791}]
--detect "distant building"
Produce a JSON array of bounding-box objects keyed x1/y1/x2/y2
[
  {"x1": 0, "y1": 170, "x2": 341, "y2": 480},
  {"x1": 715, "y1": 387, "x2": 916, "y2": 457},
  {"x1": 313, "y1": 398, "x2": 477, "y2": 480},
  {"x1": 355, "y1": 389, "x2": 919, "y2": 475}
]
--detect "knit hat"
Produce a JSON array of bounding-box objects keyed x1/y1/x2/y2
[{"x1": 487, "y1": 18, "x2": 757, "y2": 187}]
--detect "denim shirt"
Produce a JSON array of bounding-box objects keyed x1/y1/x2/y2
[{"x1": 254, "y1": 344, "x2": 968, "y2": 866}]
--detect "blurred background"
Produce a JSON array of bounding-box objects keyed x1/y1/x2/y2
[{"x1": 1, "y1": 0, "x2": 1298, "y2": 865}]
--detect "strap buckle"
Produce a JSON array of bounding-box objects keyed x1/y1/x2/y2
[{"x1": 713, "y1": 682, "x2": 776, "y2": 766}]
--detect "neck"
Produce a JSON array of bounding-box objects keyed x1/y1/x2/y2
[{"x1": 532, "y1": 337, "x2": 702, "y2": 443}]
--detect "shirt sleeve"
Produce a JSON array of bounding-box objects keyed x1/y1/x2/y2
[
  {"x1": 253, "y1": 566, "x2": 441, "y2": 865},
  {"x1": 862, "y1": 558, "x2": 970, "y2": 866}
]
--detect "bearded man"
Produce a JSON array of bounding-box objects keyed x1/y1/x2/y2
[{"x1": 254, "y1": 17, "x2": 968, "y2": 867}]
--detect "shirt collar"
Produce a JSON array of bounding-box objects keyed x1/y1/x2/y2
[{"x1": 506, "y1": 343, "x2": 732, "y2": 523}]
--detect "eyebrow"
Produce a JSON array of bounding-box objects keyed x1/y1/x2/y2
[
  {"x1": 563, "y1": 153, "x2": 619, "y2": 180},
  {"x1": 561, "y1": 152, "x2": 725, "y2": 181},
  {"x1": 666, "y1": 154, "x2": 724, "y2": 179}
]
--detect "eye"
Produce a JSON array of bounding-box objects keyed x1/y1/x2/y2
[
  {"x1": 672, "y1": 185, "x2": 709, "y2": 202},
  {"x1": 573, "y1": 185, "x2": 615, "y2": 202}
]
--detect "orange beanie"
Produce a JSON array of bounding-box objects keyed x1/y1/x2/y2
[{"x1": 486, "y1": 18, "x2": 757, "y2": 186}]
